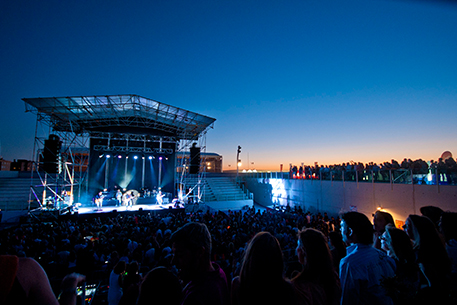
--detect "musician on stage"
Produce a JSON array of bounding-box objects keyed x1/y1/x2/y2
[
  {"x1": 156, "y1": 190, "x2": 164, "y2": 205},
  {"x1": 95, "y1": 191, "x2": 104, "y2": 211},
  {"x1": 116, "y1": 189, "x2": 122, "y2": 207},
  {"x1": 127, "y1": 191, "x2": 135, "y2": 207}
]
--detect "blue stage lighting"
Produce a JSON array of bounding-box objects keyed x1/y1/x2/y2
[
  {"x1": 106, "y1": 154, "x2": 111, "y2": 158},
  {"x1": 148, "y1": 156, "x2": 153, "y2": 160},
  {"x1": 118, "y1": 155, "x2": 122, "y2": 159},
  {"x1": 134, "y1": 155, "x2": 138, "y2": 160}
]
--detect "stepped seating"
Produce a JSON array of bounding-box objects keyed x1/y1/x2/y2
[
  {"x1": 206, "y1": 176, "x2": 247, "y2": 201},
  {"x1": 181, "y1": 176, "x2": 248, "y2": 202},
  {"x1": 0, "y1": 178, "x2": 40, "y2": 211}
]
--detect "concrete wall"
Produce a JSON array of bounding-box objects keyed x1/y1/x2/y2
[{"x1": 244, "y1": 177, "x2": 457, "y2": 222}]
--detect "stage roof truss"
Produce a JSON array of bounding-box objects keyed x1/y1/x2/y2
[{"x1": 23, "y1": 95, "x2": 216, "y2": 140}]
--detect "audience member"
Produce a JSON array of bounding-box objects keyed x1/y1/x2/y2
[
  {"x1": 231, "y1": 231, "x2": 297, "y2": 305},
  {"x1": 328, "y1": 231, "x2": 346, "y2": 271},
  {"x1": 381, "y1": 224, "x2": 419, "y2": 304},
  {"x1": 108, "y1": 260, "x2": 125, "y2": 305},
  {"x1": 118, "y1": 261, "x2": 141, "y2": 305},
  {"x1": 137, "y1": 266, "x2": 182, "y2": 305},
  {"x1": 339, "y1": 212, "x2": 396, "y2": 305},
  {"x1": 373, "y1": 211, "x2": 395, "y2": 250},
  {"x1": 291, "y1": 228, "x2": 341, "y2": 305},
  {"x1": 404, "y1": 214, "x2": 451, "y2": 304},
  {"x1": 0, "y1": 255, "x2": 85, "y2": 305},
  {"x1": 440, "y1": 212, "x2": 457, "y2": 276},
  {"x1": 171, "y1": 222, "x2": 229, "y2": 305}
]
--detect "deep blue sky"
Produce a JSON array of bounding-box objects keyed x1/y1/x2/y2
[{"x1": 1, "y1": 0, "x2": 456, "y2": 170}]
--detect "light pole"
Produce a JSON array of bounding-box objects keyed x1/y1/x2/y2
[{"x1": 236, "y1": 145, "x2": 241, "y2": 182}]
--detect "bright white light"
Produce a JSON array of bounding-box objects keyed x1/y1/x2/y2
[
  {"x1": 133, "y1": 156, "x2": 138, "y2": 160},
  {"x1": 270, "y1": 178, "x2": 287, "y2": 204},
  {"x1": 106, "y1": 155, "x2": 111, "y2": 158},
  {"x1": 238, "y1": 162, "x2": 242, "y2": 167},
  {"x1": 159, "y1": 157, "x2": 163, "y2": 160},
  {"x1": 148, "y1": 156, "x2": 153, "y2": 160},
  {"x1": 118, "y1": 155, "x2": 122, "y2": 159}
]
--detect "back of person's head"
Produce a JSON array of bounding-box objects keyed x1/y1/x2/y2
[
  {"x1": 170, "y1": 222, "x2": 212, "y2": 259},
  {"x1": 295, "y1": 228, "x2": 333, "y2": 280},
  {"x1": 113, "y1": 260, "x2": 126, "y2": 275},
  {"x1": 127, "y1": 261, "x2": 139, "y2": 274},
  {"x1": 407, "y1": 214, "x2": 449, "y2": 262},
  {"x1": 240, "y1": 231, "x2": 284, "y2": 285},
  {"x1": 440, "y1": 212, "x2": 457, "y2": 242},
  {"x1": 406, "y1": 215, "x2": 435, "y2": 249},
  {"x1": 341, "y1": 212, "x2": 374, "y2": 245},
  {"x1": 385, "y1": 224, "x2": 415, "y2": 264},
  {"x1": 294, "y1": 228, "x2": 338, "y2": 304},
  {"x1": 420, "y1": 206, "x2": 444, "y2": 228},
  {"x1": 373, "y1": 211, "x2": 395, "y2": 233},
  {"x1": 137, "y1": 267, "x2": 182, "y2": 305},
  {"x1": 328, "y1": 230, "x2": 347, "y2": 259}
]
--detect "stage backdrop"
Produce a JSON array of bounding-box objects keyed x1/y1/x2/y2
[{"x1": 88, "y1": 138, "x2": 176, "y2": 199}]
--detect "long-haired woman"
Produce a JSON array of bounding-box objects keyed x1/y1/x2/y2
[
  {"x1": 231, "y1": 231, "x2": 296, "y2": 305},
  {"x1": 382, "y1": 224, "x2": 419, "y2": 304},
  {"x1": 404, "y1": 215, "x2": 451, "y2": 303},
  {"x1": 292, "y1": 228, "x2": 341, "y2": 305}
]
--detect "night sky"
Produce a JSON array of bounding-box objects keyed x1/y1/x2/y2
[{"x1": 1, "y1": 0, "x2": 456, "y2": 171}]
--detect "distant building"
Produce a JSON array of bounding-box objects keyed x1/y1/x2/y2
[
  {"x1": 0, "y1": 159, "x2": 11, "y2": 171},
  {"x1": 37, "y1": 147, "x2": 89, "y2": 173},
  {"x1": 11, "y1": 159, "x2": 32, "y2": 171}
]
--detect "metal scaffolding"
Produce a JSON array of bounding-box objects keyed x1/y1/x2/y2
[{"x1": 23, "y1": 94, "x2": 215, "y2": 213}]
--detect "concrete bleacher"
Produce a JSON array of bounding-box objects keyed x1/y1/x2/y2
[
  {"x1": 0, "y1": 177, "x2": 38, "y2": 211},
  {"x1": 182, "y1": 175, "x2": 253, "y2": 211}
]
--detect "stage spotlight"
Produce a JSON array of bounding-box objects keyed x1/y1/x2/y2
[
  {"x1": 159, "y1": 156, "x2": 163, "y2": 160},
  {"x1": 133, "y1": 155, "x2": 138, "y2": 160},
  {"x1": 99, "y1": 154, "x2": 104, "y2": 158},
  {"x1": 106, "y1": 154, "x2": 111, "y2": 158},
  {"x1": 118, "y1": 155, "x2": 122, "y2": 159},
  {"x1": 148, "y1": 156, "x2": 153, "y2": 160}
]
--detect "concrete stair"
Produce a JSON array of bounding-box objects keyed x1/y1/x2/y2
[
  {"x1": 206, "y1": 176, "x2": 248, "y2": 201},
  {"x1": 0, "y1": 178, "x2": 39, "y2": 211},
  {"x1": 181, "y1": 176, "x2": 249, "y2": 202}
]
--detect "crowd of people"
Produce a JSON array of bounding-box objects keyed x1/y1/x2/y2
[
  {"x1": 289, "y1": 157, "x2": 457, "y2": 184},
  {"x1": 0, "y1": 204, "x2": 456, "y2": 305}
]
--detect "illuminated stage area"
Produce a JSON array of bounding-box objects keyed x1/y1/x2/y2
[{"x1": 77, "y1": 202, "x2": 180, "y2": 214}]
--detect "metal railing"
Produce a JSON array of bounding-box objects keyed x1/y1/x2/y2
[{"x1": 241, "y1": 168, "x2": 457, "y2": 186}]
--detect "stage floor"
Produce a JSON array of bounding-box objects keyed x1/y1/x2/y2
[{"x1": 77, "y1": 203, "x2": 177, "y2": 214}]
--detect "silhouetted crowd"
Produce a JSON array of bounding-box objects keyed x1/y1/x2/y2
[
  {"x1": 1, "y1": 205, "x2": 457, "y2": 305},
  {"x1": 289, "y1": 157, "x2": 457, "y2": 184}
]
